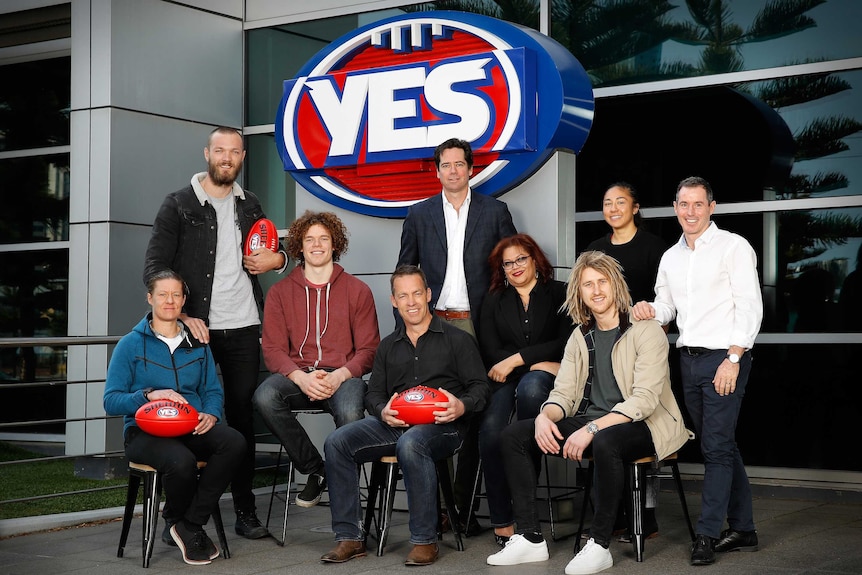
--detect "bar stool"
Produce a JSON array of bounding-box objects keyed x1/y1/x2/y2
[
  {"x1": 363, "y1": 455, "x2": 464, "y2": 556},
  {"x1": 263, "y1": 409, "x2": 326, "y2": 546},
  {"x1": 575, "y1": 452, "x2": 695, "y2": 561},
  {"x1": 117, "y1": 461, "x2": 230, "y2": 567}
]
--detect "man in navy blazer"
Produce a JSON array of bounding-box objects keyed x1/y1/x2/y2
[
  {"x1": 397, "y1": 137, "x2": 517, "y2": 534},
  {"x1": 398, "y1": 138, "x2": 517, "y2": 334}
]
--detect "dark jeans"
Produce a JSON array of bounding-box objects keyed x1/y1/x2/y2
[
  {"x1": 478, "y1": 370, "x2": 555, "y2": 526},
  {"x1": 680, "y1": 349, "x2": 755, "y2": 538},
  {"x1": 324, "y1": 416, "x2": 463, "y2": 545},
  {"x1": 124, "y1": 424, "x2": 245, "y2": 526},
  {"x1": 208, "y1": 325, "x2": 261, "y2": 512},
  {"x1": 252, "y1": 372, "x2": 366, "y2": 475},
  {"x1": 501, "y1": 416, "x2": 653, "y2": 546}
]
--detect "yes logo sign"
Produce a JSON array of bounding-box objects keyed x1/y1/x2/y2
[{"x1": 276, "y1": 11, "x2": 594, "y2": 218}]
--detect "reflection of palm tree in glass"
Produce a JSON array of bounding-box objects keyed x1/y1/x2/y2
[{"x1": 837, "y1": 243, "x2": 862, "y2": 331}]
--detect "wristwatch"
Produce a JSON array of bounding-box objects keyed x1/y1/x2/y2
[
  {"x1": 726, "y1": 352, "x2": 740, "y2": 364},
  {"x1": 142, "y1": 387, "x2": 154, "y2": 401},
  {"x1": 586, "y1": 422, "x2": 599, "y2": 435}
]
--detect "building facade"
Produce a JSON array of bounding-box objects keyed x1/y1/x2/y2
[{"x1": 1, "y1": 0, "x2": 860, "y2": 489}]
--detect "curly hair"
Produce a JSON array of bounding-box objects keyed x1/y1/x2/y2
[
  {"x1": 285, "y1": 210, "x2": 350, "y2": 263},
  {"x1": 564, "y1": 251, "x2": 632, "y2": 325},
  {"x1": 488, "y1": 234, "x2": 554, "y2": 293}
]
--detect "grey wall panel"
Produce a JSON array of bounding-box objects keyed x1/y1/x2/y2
[
  {"x1": 503, "y1": 151, "x2": 578, "y2": 270},
  {"x1": 109, "y1": 223, "x2": 155, "y2": 335},
  {"x1": 108, "y1": 111, "x2": 214, "y2": 225},
  {"x1": 172, "y1": 0, "x2": 242, "y2": 19},
  {"x1": 108, "y1": 0, "x2": 242, "y2": 126}
]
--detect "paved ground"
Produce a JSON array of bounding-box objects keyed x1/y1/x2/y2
[{"x1": 1, "y1": 483, "x2": 861, "y2": 575}]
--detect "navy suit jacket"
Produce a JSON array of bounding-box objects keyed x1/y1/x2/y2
[{"x1": 397, "y1": 191, "x2": 517, "y2": 329}]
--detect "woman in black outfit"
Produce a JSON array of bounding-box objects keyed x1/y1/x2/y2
[{"x1": 478, "y1": 233, "x2": 574, "y2": 546}]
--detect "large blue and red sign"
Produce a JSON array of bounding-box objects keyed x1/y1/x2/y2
[{"x1": 276, "y1": 11, "x2": 594, "y2": 218}]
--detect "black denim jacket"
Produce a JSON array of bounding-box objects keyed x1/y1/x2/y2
[{"x1": 143, "y1": 183, "x2": 270, "y2": 324}]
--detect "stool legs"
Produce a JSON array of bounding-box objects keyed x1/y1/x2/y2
[
  {"x1": 436, "y1": 459, "x2": 464, "y2": 552},
  {"x1": 629, "y1": 462, "x2": 648, "y2": 562},
  {"x1": 265, "y1": 446, "x2": 295, "y2": 546},
  {"x1": 377, "y1": 461, "x2": 399, "y2": 556},
  {"x1": 141, "y1": 469, "x2": 161, "y2": 568},
  {"x1": 117, "y1": 473, "x2": 141, "y2": 559},
  {"x1": 670, "y1": 461, "x2": 696, "y2": 541},
  {"x1": 118, "y1": 464, "x2": 230, "y2": 567}
]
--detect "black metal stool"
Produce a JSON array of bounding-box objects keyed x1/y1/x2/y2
[
  {"x1": 575, "y1": 452, "x2": 695, "y2": 561},
  {"x1": 117, "y1": 461, "x2": 230, "y2": 567},
  {"x1": 363, "y1": 455, "x2": 464, "y2": 556}
]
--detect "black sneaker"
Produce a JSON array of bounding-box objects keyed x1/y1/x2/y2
[
  {"x1": 296, "y1": 473, "x2": 326, "y2": 508},
  {"x1": 170, "y1": 521, "x2": 212, "y2": 565},
  {"x1": 234, "y1": 509, "x2": 270, "y2": 539},
  {"x1": 162, "y1": 519, "x2": 177, "y2": 546},
  {"x1": 200, "y1": 529, "x2": 220, "y2": 560}
]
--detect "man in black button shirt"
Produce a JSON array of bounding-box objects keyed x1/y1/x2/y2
[{"x1": 320, "y1": 265, "x2": 490, "y2": 566}]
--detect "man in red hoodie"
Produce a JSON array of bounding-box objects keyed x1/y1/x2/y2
[{"x1": 253, "y1": 210, "x2": 380, "y2": 508}]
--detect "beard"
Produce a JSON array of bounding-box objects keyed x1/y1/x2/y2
[{"x1": 207, "y1": 157, "x2": 243, "y2": 187}]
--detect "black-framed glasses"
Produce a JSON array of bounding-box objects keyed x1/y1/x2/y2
[{"x1": 502, "y1": 255, "x2": 531, "y2": 270}]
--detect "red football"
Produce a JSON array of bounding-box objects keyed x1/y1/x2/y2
[
  {"x1": 390, "y1": 385, "x2": 443, "y2": 425},
  {"x1": 135, "y1": 400, "x2": 199, "y2": 437},
  {"x1": 244, "y1": 218, "x2": 279, "y2": 256}
]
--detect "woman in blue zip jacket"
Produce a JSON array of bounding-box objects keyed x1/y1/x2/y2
[{"x1": 104, "y1": 269, "x2": 245, "y2": 566}]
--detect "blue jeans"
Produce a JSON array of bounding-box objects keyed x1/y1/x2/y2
[
  {"x1": 680, "y1": 349, "x2": 755, "y2": 538},
  {"x1": 324, "y1": 416, "x2": 463, "y2": 544},
  {"x1": 478, "y1": 370, "x2": 555, "y2": 526},
  {"x1": 207, "y1": 325, "x2": 261, "y2": 511},
  {"x1": 253, "y1": 373, "x2": 366, "y2": 475}
]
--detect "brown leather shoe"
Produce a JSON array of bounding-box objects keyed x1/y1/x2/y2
[
  {"x1": 404, "y1": 543, "x2": 439, "y2": 566},
  {"x1": 320, "y1": 540, "x2": 367, "y2": 563}
]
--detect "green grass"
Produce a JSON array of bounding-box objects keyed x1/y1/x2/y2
[{"x1": 0, "y1": 442, "x2": 280, "y2": 521}]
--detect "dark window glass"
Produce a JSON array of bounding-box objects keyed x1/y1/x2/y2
[
  {"x1": 246, "y1": 16, "x2": 360, "y2": 126},
  {"x1": 551, "y1": 0, "x2": 862, "y2": 88},
  {"x1": 0, "y1": 57, "x2": 71, "y2": 151},
  {"x1": 0, "y1": 154, "x2": 70, "y2": 243},
  {"x1": 0, "y1": 249, "x2": 68, "y2": 433},
  {"x1": 0, "y1": 4, "x2": 71, "y2": 49},
  {"x1": 671, "y1": 343, "x2": 861, "y2": 472}
]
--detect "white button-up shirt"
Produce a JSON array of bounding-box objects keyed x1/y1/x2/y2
[
  {"x1": 436, "y1": 190, "x2": 471, "y2": 311},
  {"x1": 651, "y1": 222, "x2": 763, "y2": 350}
]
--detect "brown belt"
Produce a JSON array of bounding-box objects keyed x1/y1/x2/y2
[{"x1": 435, "y1": 309, "x2": 471, "y2": 320}]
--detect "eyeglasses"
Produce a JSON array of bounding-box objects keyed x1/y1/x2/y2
[{"x1": 502, "y1": 255, "x2": 531, "y2": 270}]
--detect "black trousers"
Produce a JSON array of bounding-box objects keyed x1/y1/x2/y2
[
  {"x1": 125, "y1": 424, "x2": 245, "y2": 526},
  {"x1": 208, "y1": 325, "x2": 261, "y2": 511},
  {"x1": 501, "y1": 416, "x2": 653, "y2": 546}
]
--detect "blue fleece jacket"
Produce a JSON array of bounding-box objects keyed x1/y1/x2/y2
[{"x1": 103, "y1": 314, "x2": 224, "y2": 435}]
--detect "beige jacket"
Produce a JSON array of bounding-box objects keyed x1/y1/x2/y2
[{"x1": 543, "y1": 312, "x2": 691, "y2": 461}]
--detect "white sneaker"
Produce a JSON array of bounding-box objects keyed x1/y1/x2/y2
[
  {"x1": 565, "y1": 538, "x2": 613, "y2": 575},
  {"x1": 487, "y1": 533, "x2": 549, "y2": 566}
]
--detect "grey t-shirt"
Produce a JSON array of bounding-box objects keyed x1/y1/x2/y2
[
  {"x1": 206, "y1": 193, "x2": 259, "y2": 330},
  {"x1": 585, "y1": 326, "x2": 623, "y2": 419}
]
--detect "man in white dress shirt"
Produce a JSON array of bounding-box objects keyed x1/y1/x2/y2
[{"x1": 632, "y1": 176, "x2": 763, "y2": 566}]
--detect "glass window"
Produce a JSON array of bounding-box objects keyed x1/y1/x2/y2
[
  {"x1": 0, "y1": 57, "x2": 71, "y2": 151},
  {"x1": 246, "y1": 16, "x2": 363, "y2": 126},
  {"x1": 0, "y1": 154, "x2": 69, "y2": 243},
  {"x1": 671, "y1": 343, "x2": 862, "y2": 472},
  {"x1": 0, "y1": 248, "x2": 69, "y2": 433},
  {"x1": 551, "y1": 0, "x2": 862, "y2": 88}
]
